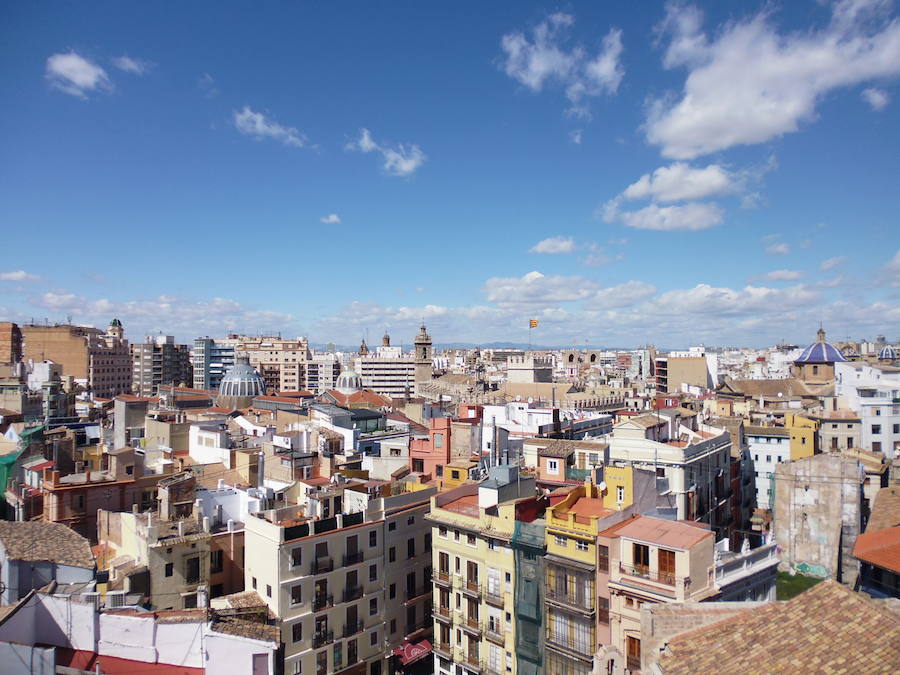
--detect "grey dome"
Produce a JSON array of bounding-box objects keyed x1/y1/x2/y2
[
  {"x1": 219, "y1": 359, "x2": 266, "y2": 399},
  {"x1": 336, "y1": 369, "x2": 362, "y2": 395}
]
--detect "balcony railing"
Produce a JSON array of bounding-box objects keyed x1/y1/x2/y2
[
  {"x1": 311, "y1": 556, "x2": 333, "y2": 575},
  {"x1": 545, "y1": 585, "x2": 595, "y2": 612},
  {"x1": 619, "y1": 563, "x2": 677, "y2": 587},
  {"x1": 485, "y1": 588, "x2": 504, "y2": 606},
  {"x1": 342, "y1": 621, "x2": 363, "y2": 638},
  {"x1": 462, "y1": 578, "x2": 481, "y2": 596},
  {"x1": 312, "y1": 629, "x2": 333, "y2": 648},
  {"x1": 342, "y1": 585, "x2": 362, "y2": 603},
  {"x1": 485, "y1": 623, "x2": 504, "y2": 644},
  {"x1": 546, "y1": 631, "x2": 594, "y2": 658},
  {"x1": 434, "y1": 570, "x2": 451, "y2": 585},
  {"x1": 313, "y1": 593, "x2": 333, "y2": 611},
  {"x1": 435, "y1": 605, "x2": 452, "y2": 620},
  {"x1": 627, "y1": 655, "x2": 641, "y2": 672},
  {"x1": 434, "y1": 642, "x2": 452, "y2": 657},
  {"x1": 465, "y1": 652, "x2": 480, "y2": 667},
  {"x1": 566, "y1": 467, "x2": 592, "y2": 481},
  {"x1": 343, "y1": 551, "x2": 364, "y2": 566}
]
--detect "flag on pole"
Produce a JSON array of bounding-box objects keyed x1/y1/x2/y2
[{"x1": 529, "y1": 319, "x2": 539, "y2": 329}]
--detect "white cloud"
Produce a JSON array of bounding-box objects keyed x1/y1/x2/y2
[
  {"x1": 581, "y1": 244, "x2": 613, "y2": 267},
  {"x1": 233, "y1": 106, "x2": 306, "y2": 148},
  {"x1": 763, "y1": 269, "x2": 803, "y2": 281},
  {"x1": 500, "y1": 13, "x2": 624, "y2": 117},
  {"x1": 765, "y1": 241, "x2": 791, "y2": 256},
  {"x1": 621, "y1": 162, "x2": 733, "y2": 202},
  {"x1": 583, "y1": 281, "x2": 656, "y2": 310},
  {"x1": 881, "y1": 249, "x2": 900, "y2": 287},
  {"x1": 320, "y1": 214, "x2": 341, "y2": 224},
  {"x1": 483, "y1": 270, "x2": 598, "y2": 305},
  {"x1": 603, "y1": 200, "x2": 724, "y2": 231},
  {"x1": 820, "y1": 256, "x2": 847, "y2": 271},
  {"x1": 46, "y1": 52, "x2": 111, "y2": 98},
  {"x1": 198, "y1": 73, "x2": 219, "y2": 98},
  {"x1": 113, "y1": 55, "x2": 152, "y2": 75},
  {"x1": 530, "y1": 236, "x2": 575, "y2": 254},
  {"x1": 0, "y1": 270, "x2": 41, "y2": 282},
  {"x1": 346, "y1": 128, "x2": 426, "y2": 177},
  {"x1": 647, "y1": 1, "x2": 900, "y2": 158},
  {"x1": 644, "y1": 283, "x2": 819, "y2": 316},
  {"x1": 862, "y1": 86, "x2": 890, "y2": 110},
  {"x1": 569, "y1": 129, "x2": 583, "y2": 144}
]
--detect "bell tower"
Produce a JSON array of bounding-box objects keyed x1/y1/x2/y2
[{"x1": 414, "y1": 323, "x2": 433, "y2": 394}]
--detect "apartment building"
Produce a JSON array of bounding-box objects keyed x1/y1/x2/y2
[
  {"x1": 427, "y1": 466, "x2": 545, "y2": 675},
  {"x1": 193, "y1": 336, "x2": 240, "y2": 390},
  {"x1": 21, "y1": 319, "x2": 131, "y2": 398},
  {"x1": 746, "y1": 426, "x2": 790, "y2": 510},
  {"x1": 836, "y1": 360, "x2": 900, "y2": 457},
  {"x1": 131, "y1": 334, "x2": 193, "y2": 396},
  {"x1": 0, "y1": 321, "x2": 22, "y2": 364},
  {"x1": 243, "y1": 479, "x2": 436, "y2": 675},
  {"x1": 354, "y1": 338, "x2": 417, "y2": 399},
  {"x1": 603, "y1": 516, "x2": 718, "y2": 672},
  {"x1": 608, "y1": 409, "x2": 733, "y2": 539}
]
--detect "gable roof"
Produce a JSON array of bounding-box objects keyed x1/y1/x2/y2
[
  {"x1": 854, "y1": 526, "x2": 900, "y2": 574},
  {"x1": 657, "y1": 581, "x2": 900, "y2": 674},
  {"x1": 611, "y1": 516, "x2": 714, "y2": 550}
]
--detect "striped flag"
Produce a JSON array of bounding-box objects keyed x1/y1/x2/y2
[{"x1": 529, "y1": 319, "x2": 539, "y2": 329}]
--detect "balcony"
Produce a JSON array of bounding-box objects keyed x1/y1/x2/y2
[
  {"x1": 461, "y1": 578, "x2": 481, "y2": 597},
  {"x1": 342, "y1": 621, "x2": 363, "y2": 638},
  {"x1": 342, "y1": 585, "x2": 362, "y2": 603},
  {"x1": 464, "y1": 652, "x2": 481, "y2": 668},
  {"x1": 435, "y1": 605, "x2": 452, "y2": 621},
  {"x1": 459, "y1": 613, "x2": 481, "y2": 636},
  {"x1": 312, "y1": 629, "x2": 333, "y2": 648},
  {"x1": 313, "y1": 593, "x2": 333, "y2": 611},
  {"x1": 546, "y1": 632, "x2": 594, "y2": 659},
  {"x1": 433, "y1": 642, "x2": 452, "y2": 658},
  {"x1": 566, "y1": 467, "x2": 592, "y2": 481},
  {"x1": 545, "y1": 585, "x2": 595, "y2": 614},
  {"x1": 434, "y1": 570, "x2": 451, "y2": 587},
  {"x1": 484, "y1": 588, "x2": 504, "y2": 607},
  {"x1": 485, "y1": 623, "x2": 504, "y2": 645},
  {"x1": 627, "y1": 655, "x2": 641, "y2": 672},
  {"x1": 404, "y1": 585, "x2": 430, "y2": 603},
  {"x1": 343, "y1": 551, "x2": 364, "y2": 566},
  {"x1": 619, "y1": 563, "x2": 676, "y2": 586},
  {"x1": 311, "y1": 556, "x2": 333, "y2": 575}
]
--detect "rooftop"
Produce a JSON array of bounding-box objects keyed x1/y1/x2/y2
[
  {"x1": 608, "y1": 515, "x2": 713, "y2": 550},
  {"x1": 656, "y1": 581, "x2": 900, "y2": 674},
  {"x1": 0, "y1": 521, "x2": 94, "y2": 568},
  {"x1": 868, "y1": 487, "x2": 900, "y2": 532},
  {"x1": 853, "y1": 525, "x2": 900, "y2": 574}
]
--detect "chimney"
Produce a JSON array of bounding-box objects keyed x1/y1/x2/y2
[
  {"x1": 227, "y1": 519, "x2": 235, "y2": 533},
  {"x1": 202, "y1": 516, "x2": 210, "y2": 533},
  {"x1": 257, "y1": 450, "x2": 265, "y2": 490},
  {"x1": 132, "y1": 503, "x2": 138, "y2": 514},
  {"x1": 214, "y1": 504, "x2": 223, "y2": 525},
  {"x1": 177, "y1": 521, "x2": 185, "y2": 538},
  {"x1": 217, "y1": 478, "x2": 225, "y2": 490}
]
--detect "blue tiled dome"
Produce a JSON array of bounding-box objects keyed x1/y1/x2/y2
[
  {"x1": 795, "y1": 329, "x2": 847, "y2": 364},
  {"x1": 880, "y1": 345, "x2": 896, "y2": 361},
  {"x1": 219, "y1": 358, "x2": 265, "y2": 398}
]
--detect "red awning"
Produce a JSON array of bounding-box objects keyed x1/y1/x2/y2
[{"x1": 392, "y1": 639, "x2": 432, "y2": 666}]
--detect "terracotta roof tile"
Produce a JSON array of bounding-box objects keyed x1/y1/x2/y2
[
  {"x1": 611, "y1": 515, "x2": 713, "y2": 550},
  {"x1": 853, "y1": 526, "x2": 900, "y2": 573},
  {"x1": 0, "y1": 521, "x2": 94, "y2": 568},
  {"x1": 657, "y1": 581, "x2": 900, "y2": 674}
]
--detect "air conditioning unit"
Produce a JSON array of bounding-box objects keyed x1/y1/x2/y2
[
  {"x1": 106, "y1": 590, "x2": 126, "y2": 608},
  {"x1": 81, "y1": 592, "x2": 101, "y2": 611}
]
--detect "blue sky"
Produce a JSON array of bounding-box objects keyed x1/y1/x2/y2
[{"x1": 1, "y1": 1, "x2": 899, "y2": 348}]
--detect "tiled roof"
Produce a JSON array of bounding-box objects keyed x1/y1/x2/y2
[
  {"x1": 854, "y1": 525, "x2": 900, "y2": 574},
  {"x1": 657, "y1": 581, "x2": 900, "y2": 674},
  {"x1": 0, "y1": 521, "x2": 94, "y2": 568},
  {"x1": 868, "y1": 487, "x2": 900, "y2": 532},
  {"x1": 210, "y1": 616, "x2": 279, "y2": 643},
  {"x1": 795, "y1": 341, "x2": 848, "y2": 363}
]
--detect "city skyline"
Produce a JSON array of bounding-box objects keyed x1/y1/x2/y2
[{"x1": 2, "y1": 1, "x2": 899, "y2": 346}]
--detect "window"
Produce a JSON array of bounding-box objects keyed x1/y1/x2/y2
[
  {"x1": 291, "y1": 585, "x2": 302, "y2": 605},
  {"x1": 547, "y1": 459, "x2": 559, "y2": 475},
  {"x1": 435, "y1": 465, "x2": 443, "y2": 477},
  {"x1": 894, "y1": 424, "x2": 900, "y2": 434},
  {"x1": 872, "y1": 424, "x2": 882, "y2": 434},
  {"x1": 873, "y1": 442, "x2": 882, "y2": 452},
  {"x1": 434, "y1": 433, "x2": 443, "y2": 448},
  {"x1": 369, "y1": 598, "x2": 377, "y2": 616},
  {"x1": 658, "y1": 548, "x2": 676, "y2": 582},
  {"x1": 407, "y1": 538, "x2": 415, "y2": 558},
  {"x1": 266, "y1": 584, "x2": 272, "y2": 598},
  {"x1": 555, "y1": 535, "x2": 567, "y2": 547},
  {"x1": 616, "y1": 485, "x2": 625, "y2": 503},
  {"x1": 388, "y1": 522, "x2": 396, "y2": 531},
  {"x1": 766, "y1": 455, "x2": 771, "y2": 463},
  {"x1": 598, "y1": 544, "x2": 609, "y2": 572},
  {"x1": 292, "y1": 622, "x2": 302, "y2": 643},
  {"x1": 370, "y1": 631, "x2": 378, "y2": 646},
  {"x1": 389, "y1": 547, "x2": 396, "y2": 563},
  {"x1": 186, "y1": 556, "x2": 200, "y2": 584},
  {"x1": 576, "y1": 540, "x2": 588, "y2": 552},
  {"x1": 165, "y1": 562, "x2": 173, "y2": 577},
  {"x1": 389, "y1": 583, "x2": 396, "y2": 599},
  {"x1": 407, "y1": 516, "x2": 415, "y2": 525},
  {"x1": 467, "y1": 534, "x2": 476, "y2": 547},
  {"x1": 454, "y1": 530, "x2": 460, "y2": 541},
  {"x1": 369, "y1": 564, "x2": 377, "y2": 582},
  {"x1": 451, "y1": 470, "x2": 460, "y2": 480},
  {"x1": 633, "y1": 543, "x2": 650, "y2": 571},
  {"x1": 598, "y1": 597, "x2": 610, "y2": 624},
  {"x1": 369, "y1": 531, "x2": 377, "y2": 547},
  {"x1": 210, "y1": 549, "x2": 224, "y2": 574},
  {"x1": 488, "y1": 538, "x2": 496, "y2": 551},
  {"x1": 252, "y1": 577, "x2": 257, "y2": 589},
  {"x1": 291, "y1": 547, "x2": 302, "y2": 567},
  {"x1": 390, "y1": 619, "x2": 396, "y2": 634}
]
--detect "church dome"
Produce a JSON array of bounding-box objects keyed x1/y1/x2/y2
[
  {"x1": 794, "y1": 328, "x2": 848, "y2": 364},
  {"x1": 880, "y1": 345, "x2": 896, "y2": 361},
  {"x1": 218, "y1": 358, "x2": 265, "y2": 402},
  {"x1": 335, "y1": 369, "x2": 362, "y2": 395}
]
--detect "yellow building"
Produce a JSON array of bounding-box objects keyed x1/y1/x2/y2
[
  {"x1": 784, "y1": 413, "x2": 819, "y2": 460},
  {"x1": 428, "y1": 466, "x2": 543, "y2": 675}
]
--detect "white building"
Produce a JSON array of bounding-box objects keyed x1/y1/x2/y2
[
  {"x1": 836, "y1": 360, "x2": 900, "y2": 459},
  {"x1": 745, "y1": 425, "x2": 791, "y2": 510}
]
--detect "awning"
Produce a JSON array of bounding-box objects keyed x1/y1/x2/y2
[{"x1": 393, "y1": 639, "x2": 432, "y2": 666}]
